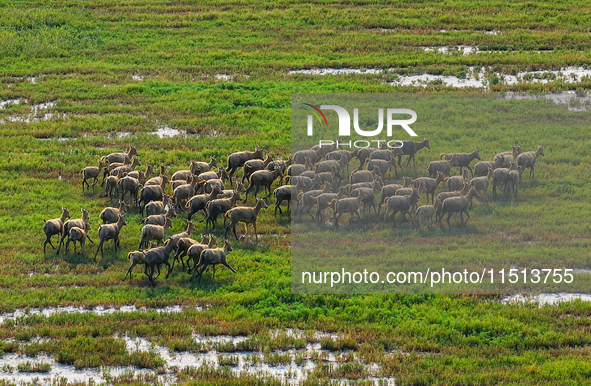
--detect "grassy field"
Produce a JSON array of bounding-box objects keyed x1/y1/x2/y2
[{"x1": 2, "y1": 0, "x2": 591, "y2": 384}]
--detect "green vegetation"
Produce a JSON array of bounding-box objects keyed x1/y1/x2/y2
[
  {"x1": 16, "y1": 361, "x2": 51, "y2": 373},
  {"x1": 1, "y1": 0, "x2": 591, "y2": 385}
]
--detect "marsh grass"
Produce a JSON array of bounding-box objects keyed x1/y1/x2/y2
[
  {"x1": 16, "y1": 361, "x2": 51, "y2": 373},
  {"x1": 1, "y1": 0, "x2": 591, "y2": 384}
]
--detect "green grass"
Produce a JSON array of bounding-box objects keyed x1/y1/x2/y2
[
  {"x1": 2, "y1": 0, "x2": 591, "y2": 385},
  {"x1": 16, "y1": 361, "x2": 51, "y2": 373}
]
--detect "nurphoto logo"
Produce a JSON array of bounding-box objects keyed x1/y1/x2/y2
[{"x1": 304, "y1": 103, "x2": 418, "y2": 137}]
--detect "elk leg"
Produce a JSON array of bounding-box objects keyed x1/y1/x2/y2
[
  {"x1": 164, "y1": 262, "x2": 172, "y2": 279},
  {"x1": 123, "y1": 262, "x2": 136, "y2": 281},
  {"x1": 94, "y1": 241, "x2": 103, "y2": 262},
  {"x1": 223, "y1": 262, "x2": 237, "y2": 273}
]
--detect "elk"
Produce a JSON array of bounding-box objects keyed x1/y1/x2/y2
[
  {"x1": 127, "y1": 164, "x2": 154, "y2": 181},
  {"x1": 65, "y1": 222, "x2": 92, "y2": 255},
  {"x1": 298, "y1": 184, "x2": 332, "y2": 221},
  {"x1": 426, "y1": 153, "x2": 457, "y2": 178},
  {"x1": 123, "y1": 250, "x2": 146, "y2": 281},
  {"x1": 118, "y1": 174, "x2": 143, "y2": 207},
  {"x1": 349, "y1": 169, "x2": 381, "y2": 185},
  {"x1": 469, "y1": 167, "x2": 493, "y2": 206},
  {"x1": 245, "y1": 168, "x2": 283, "y2": 201},
  {"x1": 326, "y1": 150, "x2": 357, "y2": 173},
  {"x1": 143, "y1": 242, "x2": 176, "y2": 287},
  {"x1": 439, "y1": 186, "x2": 481, "y2": 228},
  {"x1": 173, "y1": 178, "x2": 199, "y2": 209},
  {"x1": 93, "y1": 215, "x2": 127, "y2": 262},
  {"x1": 312, "y1": 186, "x2": 348, "y2": 224},
  {"x1": 138, "y1": 207, "x2": 177, "y2": 226},
  {"x1": 346, "y1": 180, "x2": 382, "y2": 196},
  {"x1": 355, "y1": 147, "x2": 379, "y2": 170},
  {"x1": 109, "y1": 156, "x2": 141, "y2": 177},
  {"x1": 415, "y1": 205, "x2": 436, "y2": 230},
  {"x1": 267, "y1": 157, "x2": 290, "y2": 185},
  {"x1": 101, "y1": 145, "x2": 138, "y2": 165},
  {"x1": 446, "y1": 169, "x2": 469, "y2": 192},
  {"x1": 474, "y1": 154, "x2": 506, "y2": 177},
  {"x1": 242, "y1": 154, "x2": 274, "y2": 184},
  {"x1": 103, "y1": 160, "x2": 129, "y2": 184},
  {"x1": 172, "y1": 234, "x2": 214, "y2": 271},
  {"x1": 397, "y1": 138, "x2": 431, "y2": 168},
  {"x1": 382, "y1": 188, "x2": 421, "y2": 227},
  {"x1": 184, "y1": 186, "x2": 222, "y2": 221},
  {"x1": 286, "y1": 157, "x2": 313, "y2": 180},
  {"x1": 226, "y1": 144, "x2": 264, "y2": 186},
  {"x1": 145, "y1": 172, "x2": 169, "y2": 187},
  {"x1": 293, "y1": 148, "x2": 323, "y2": 165},
  {"x1": 139, "y1": 217, "x2": 173, "y2": 249},
  {"x1": 43, "y1": 207, "x2": 71, "y2": 254},
  {"x1": 225, "y1": 198, "x2": 269, "y2": 242},
  {"x1": 413, "y1": 171, "x2": 446, "y2": 204},
  {"x1": 378, "y1": 178, "x2": 413, "y2": 215},
  {"x1": 273, "y1": 185, "x2": 297, "y2": 216},
  {"x1": 394, "y1": 177, "x2": 421, "y2": 197},
  {"x1": 166, "y1": 220, "x2": 197, "y2": 252},
  {"x1": 315, "y1": 155, "x2": 348, "y2": 178},
  {"x1": 329, "y1": 191, "x2": 366, "y2": 228},
  {"x1": 492, "y1": 162, "x2": 518, "y2": 199},
  {"x1": 369, "y1": 146, "x2": 404, "y2": 163},
  {"x1": 193, "y1": 156, "x2": 218, "y2": 175},
  {"x1": 439, "y1": 147, "x2": 480, "y2": 177},
  {"x1": 367, "y1": 157, "x2": 399, "y2": 179},
  {"x1": 145, "y1": 194, "x2": 174, "y2": 217},
  {"x1": 507, "y1": 166, "x2": 523, "y2": 198},
  {"x1": 80, "y1": 160, "x2": 107, "y2": 191},
  {"x1": 434, "y1": 183, "x2": 471, "y2": 222},
  {"x1": 104, "y1": 169, "x2": 127, "y2": 200},
  {"x1": 203, "y1": 190, "x2": 243, "y2": 231},
  {"x1": 326, "y1": 149, "x2": 358, "y2": 163},
  {"x1": 196, "y1": 169, "x2": 222, "y2": 183},
  {"x1": 57, "y1": 208, "x2": 93, "y2": 255},
  {"x1": 99, "y1": 201, "x2": 129, "y2": 224},
  {"x1": 138, "y1": 176, "x2": 169, "y2": 216},
  {"x1": 311, "y1": 139, "x2": 341, "y2": 157},
  {"x1": 515, "y1": 145, "x2": 545, "y2": 180},
  {"x1": 396, "y1": 180, "x2": 426, "y2": 212},
  {"x1": 194, "y1": 240, "x2": 236, "y2": 283},
  {"x1": 186, "y1": 235, "x2": 218, "y2": 273},
  {"x1": 290, "y1": 175, "x2": 321, "y2": 192},
  {"x1": 172, "y1": 161, "x2": 200, "y2": 181},
  {"x1": 172, "y1": 176, "x2": 192, "y2": 191},
  {"x1": 217, "y1": 180, "x2": 246, "y2": 199},
  {"x1": 200, "y1": 170, "x2": 230, "y2": 194},
  {"x1": 493, "y1": 145, "x2": 523, "y2": 169},
  {"x1": 350, "y1": 187, "x2": 378, "y2": 215}
]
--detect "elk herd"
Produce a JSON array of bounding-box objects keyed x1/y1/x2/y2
[
  {"x1": 287, "y1": 139, "x2": 545, "y2": 230},
  {"x1": 42, "y1": 139, "x2": 545, "y2": 286}
]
